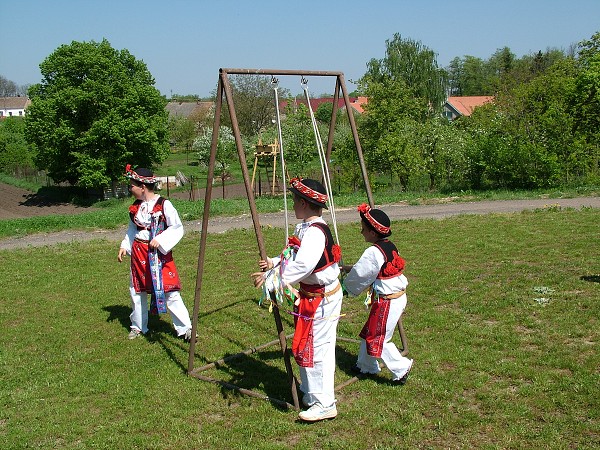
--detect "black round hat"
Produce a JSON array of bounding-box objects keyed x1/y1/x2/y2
[
  {"x1": 358, "y1": 204, "x2": 392, "y2": 237},
  {"x1": 289, "y1": 178, "x2": 328, "y2": 209}
]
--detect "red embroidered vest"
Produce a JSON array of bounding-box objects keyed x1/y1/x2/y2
[
  {"x1": 373, "y1": 239, "x2": 405, "y2": 279},
  {"x1": 309, "y1": 222, "x2": 342, "y2": 273},
  {"x1": 129, "y1": 197, "x2": 167, "y2": 231}
]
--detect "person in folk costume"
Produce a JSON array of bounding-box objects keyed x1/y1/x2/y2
[
  {"x1": 117, "y1": 165, "x2": 194, "y2": 341},
  {"x1": 252, "y1": 178, "x2": 343, "y2": 422},
  {"x1": 341, "y1": 204, "x2": 413, "y2": 384}
]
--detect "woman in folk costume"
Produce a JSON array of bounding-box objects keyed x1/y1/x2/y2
[
  {"x1": 341, "y1": 204, "x2": 413, "y2": 384},
  {"x1": 253, "y1": 178, "x2": 343, "y2": 422},
  {"x1": 117, "y1": 165, "x2": 194, "y2": 341}
]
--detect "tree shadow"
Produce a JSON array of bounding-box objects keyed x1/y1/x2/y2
[
  {"x1": 19, "y1": 185, "x2": 97, "y2": 207},
  {"x1": 580, "y1": 274, "x2": 600, "y2": 283}
]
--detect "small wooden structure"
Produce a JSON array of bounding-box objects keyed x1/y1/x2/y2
[{"x1": 251, "y1": 139, "x2": 280, "y2": 196}]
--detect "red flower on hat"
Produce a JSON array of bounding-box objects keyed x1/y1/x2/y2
[{"x1": 357, "y1": 203, "x2": 370, "y2": 214}]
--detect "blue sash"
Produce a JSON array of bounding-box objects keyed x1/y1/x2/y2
[{"x1": 149, "y1": 213, "x2": 167, "y2": 314}]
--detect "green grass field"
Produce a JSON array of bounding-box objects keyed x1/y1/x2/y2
[{"x1": 1, "y1": 206, "x2": 598, "y2": 448}]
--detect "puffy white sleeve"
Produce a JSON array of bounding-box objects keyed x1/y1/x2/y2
[
  {"x1": 344, "y1": 246, "x2": 384, "y2": 296},
  {"x1": 154, "y1": 199, "x2": 184, "y2": 254},
  {"x1": 281, "y1": 225, "x2": 325, "y2": 286}
]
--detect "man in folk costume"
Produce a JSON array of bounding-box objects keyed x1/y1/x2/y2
[
  {"x1": 341, "y1": 204, "x2": 414, "y2": 384},
  {"x1": 117, "y1": 165, "x2": 194, "y2": 341},
  {"x1": 253, "y1": 178, "x2": 343, "y2": 422}
]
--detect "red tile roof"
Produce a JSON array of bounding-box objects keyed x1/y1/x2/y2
[
  {"x1": 349, "y1": 96, "x2": 368, "y2": 114},
  {"x1": 446, "y1": 96, "x2": 493, "y2": 116},
  {"x1": 279, "y1": 97, "x2": 357, "y2": 112}
]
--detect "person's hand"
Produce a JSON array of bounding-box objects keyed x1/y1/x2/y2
[
  {"x1": 149, "y1": 238, "x2": 160, "y2": 251},
  {"x1": 117, "y1": 248, "x2": 127, "y2": 262},
  {"x1": 251, "y1": 271, "x2": 266, "y2": 288},
  {"x1": 258, "y1": 258, "x2": 273, "y2": 271}
]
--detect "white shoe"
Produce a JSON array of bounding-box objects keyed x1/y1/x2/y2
[
  {"x1": 298, "y1": 403, "x2": 337, "y2": 422},
  {"x1": 128, "y1": 329, "x2": 142, "y2": 340}
]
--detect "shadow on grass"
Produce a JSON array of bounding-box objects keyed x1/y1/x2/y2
[
  {"x1": 20, "y1": 185, "x2": 98, "y2": 207},
  {"x1": 580, "y1": 274, "x2": 600, "y2": 283},
  {"x1": 214, "y1": 349, "x2": 296, "y2": 411},
  {"x1": 103, "y1": 304, "x2": 131, "y2": 332},
  {"x1": 103, "y1": 305, "x2": 189, "y2": 372}
]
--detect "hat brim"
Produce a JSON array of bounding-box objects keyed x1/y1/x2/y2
[
  {"x1": 360, "y1": 213, "x2": 391, "y2": 237},
  {"x1": 289, "y1": 186, "x2": 328, "y2": 209}
]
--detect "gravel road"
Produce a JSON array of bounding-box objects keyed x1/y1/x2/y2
[{"x1": 1, "y1": 196, "x2": 599, "y2": 251}]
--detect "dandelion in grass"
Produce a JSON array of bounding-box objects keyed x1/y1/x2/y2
[{"x1": 533, "y1": 286, "x2": 554, "y2": 306}]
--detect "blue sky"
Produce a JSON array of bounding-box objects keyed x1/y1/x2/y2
[{"x1": 1, "y1": 0, "x2": 598, "y2": 97}]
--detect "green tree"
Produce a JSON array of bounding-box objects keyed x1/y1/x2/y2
[
  {"x1": 358, "y1": 74, "x2": 427, "y2": 189},
  {"x1": 221, "y1": 75, "x2": 289, "y2": 137},
  {"x1": 0, "y1": 117, "x2": 36, "y2": 175},
  {"x1": 168, "y1": 116, "x2": 196, "y2": 153},
  {"x1": 460, "y1": 57, "x2": 580, "y2": 189},
  {"x1": 315, "y1": 102, "x2": 334, "y2": 123},
  {"x1": 572, "y1": 31, "x2": 600, "y2": 179},
  {"x1": 25, "y1": 39, "x2": 169, "y2": 189},
  {"x1": 363, "y1": 33, "x2": 448, "y2": 116},
  {"x1": 193, "y1": 125, "x2": 238, "y2": 197}
]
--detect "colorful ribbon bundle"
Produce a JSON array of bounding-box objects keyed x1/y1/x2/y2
[{"x1": 149, "y1": 212, "x2": 167, "y2": 314}]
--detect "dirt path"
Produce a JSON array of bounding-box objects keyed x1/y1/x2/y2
[
  {"x1": 1, "y1": 182, "x2": 599, "y2": 251},
  {"x1": 0, "y1": 182, "x2": 95, "y2": 219}
]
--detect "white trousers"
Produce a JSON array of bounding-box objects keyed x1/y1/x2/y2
[
  {"x1": 129, "y1": 287, "x2": 192, "y2": 336},
  {"x1": 299, "y1": 288, "x2": 343, "y2": 409},
  {"x1": 356, "y1": 294, "x2": 412, "y2": 380}
]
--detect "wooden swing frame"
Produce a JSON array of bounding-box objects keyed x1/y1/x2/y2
[{"x1": 187, "y1": 68, "x2": 407, "y2": 410}]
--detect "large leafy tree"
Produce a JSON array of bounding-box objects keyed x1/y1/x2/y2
[
  {"x1": 460, "y1": 57, "x2": 581, "y2": 189},
  {"x1": 363, "y1": 33, "x2": 448, "y2": 116},
  {"x1": 25, "y1": 39, "x2": 169, "y2": 189},
  {"x1": 573, "y1": 31, "x2": 600, "y2": 178},
  {"x1": 0, "y1": 118, "x2": 36, "y2": 175},
  {"x1": 358, "y1": 35, "x2": 448, "y2": 190},
  {"x1": 220, "y1": 75, "x2": 289, "y2": 137}
]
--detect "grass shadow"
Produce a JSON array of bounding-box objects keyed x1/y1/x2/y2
[
  {"x1": 206, "y1": 349, "x2": 296, "y2": 411},
  {"x1": 103, "y1": 305, "x2": 189, "y2": 372},
  {"x1": 103, "y1": 304, "x2": 131, "y2": 331},
  {"x1": 580, "y1": 274, "x2": 600, "y2": 283},
  {"x1": 20, "y1": 185, "x2": 97, "y2": 207}
]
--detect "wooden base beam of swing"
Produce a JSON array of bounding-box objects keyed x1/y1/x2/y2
[{"x1": 189, "y1": 333, "x2": 299, "y2": 410}]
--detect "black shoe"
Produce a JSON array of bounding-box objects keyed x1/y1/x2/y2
[
  {"x1": 396, "y1": 361, "x2": 413, "y2": 385},
  {"x1": 350, "y1": 364, "x2": 362, "y2": 374}
]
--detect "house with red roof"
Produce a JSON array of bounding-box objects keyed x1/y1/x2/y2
[
  {"x1": 0, "y1": 96, "x2": 31, "y2": 119},
  {"x1": 443, "y1": 96, "x2": 493, "y2": 120},
  {"x1": 279, "y1": 96, "x2": 362, "y2": 115}
]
